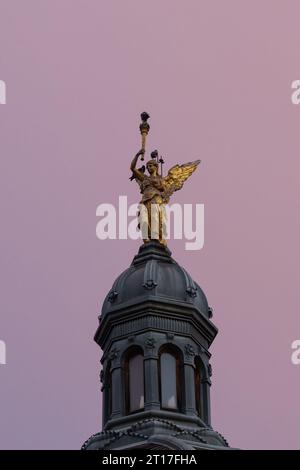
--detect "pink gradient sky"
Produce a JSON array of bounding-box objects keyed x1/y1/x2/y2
[{"x1": 0, "y1": 0, "x2": 300, "y2": 449}]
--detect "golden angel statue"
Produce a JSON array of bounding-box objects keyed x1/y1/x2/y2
[{"x1": 130, "y1": 148, "x2": 201, "y2": 245}]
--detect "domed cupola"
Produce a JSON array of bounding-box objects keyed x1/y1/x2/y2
[
  {"x1": 101, "y1": 241, "x2": 212, "y2": 320},
  {"x1": 84, "y1": 241, "x2": 228, "y2": 450}
]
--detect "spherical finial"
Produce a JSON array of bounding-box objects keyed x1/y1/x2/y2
[{"x1": 140, "y1": 111, "x2": 150, "y2": 122}]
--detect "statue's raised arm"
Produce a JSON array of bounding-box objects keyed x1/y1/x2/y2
[{"x1": 130, "y1": 149, "x2": 146, "y2": 182}]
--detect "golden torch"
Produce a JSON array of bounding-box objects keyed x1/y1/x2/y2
[{"x1": 139, "y1": 111, "x2": 150, "y2": 161}]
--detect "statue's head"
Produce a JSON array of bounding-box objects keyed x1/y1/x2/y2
[
  {"x1": 146, "y1": 158, "x2": 158, "y2": 175},
  {"x1": 146, "y1": 150, "x2": 159, "y2": 175}
]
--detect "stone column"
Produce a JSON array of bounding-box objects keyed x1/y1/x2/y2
[
  {"x1": 200, "y1": 361, "x2": 212, "y2": 425},
  {"x1": 110, "y1": 365, "x2": 123, "y2": 419},
  {"x1": 143, "y1": 335, "x2": 160, "y2": 410},
  {"x1": 183, "y1": 363, "x2": 197, "y2": 416},
  {"x1": 144, "y1": 355, "x2": 160, "y2": 410}
]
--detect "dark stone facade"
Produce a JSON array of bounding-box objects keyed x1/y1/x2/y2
[{"x1": 83, "y1": 241, "x2": 229, "y2": 450}]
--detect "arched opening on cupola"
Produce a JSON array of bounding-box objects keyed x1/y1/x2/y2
[
  {"x1": 123, "y1": 346, "x2": 145, "y2": 414},
  {"x1": 158, "y1": 344, "x2": 184, "y2": 412}
]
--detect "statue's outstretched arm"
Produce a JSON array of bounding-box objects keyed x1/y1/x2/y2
[{"x1": 130, "y1": 149, "x2": 145, "y2": 181}]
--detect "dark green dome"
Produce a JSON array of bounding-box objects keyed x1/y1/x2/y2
[{"x1": 101, "y1": 241, "x2": 211, "y2": 320}]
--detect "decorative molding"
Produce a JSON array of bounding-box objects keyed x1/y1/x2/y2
[
  {"x1": 208, "y1": 306, "x2": 213, "y2": 318},
  {"x1": 99, "y1": 295, "x2": 217, "y2": 342},
  {"x1": 143, "y1": 279, "x2": 158, "y2": 290},
  {"x1": 97, "y1": 306, "x2": 217, "y2": 357},
  {"x1": 171, "y1": 429, "x2": 207, "y2": 444},
  {"x1": 143, "y1": 259, "x2": 158, "y2": 290},
  {"x1": 99, "y1": 369, "x2": 105, "y2": 391},
  {"x1": 197, "y1": 345, "x2": 211, "y2": 358},
  {"x1": 108, "y1": 347, "x2": 119, "y2": 360},
  {"x1": 111, "y1": 316, "x2": 191, "y2": 339},
  {"x1": 166, "y1": 332, "x2": 174, "y2": 340},
  {"x1": 185, "y1": 343, "x2": 196, "y2": 357},
  {"x1": 107, "y1": 291, "x2": 118, "y2": 303},
  {"x1": 207, "y1": 364, "x2": 212, "y2": 377},
  {"x1": 144, "y1": 336, "x2": 156, "y2": 350},
  {"x1": 186, "y1": 286, "x2": 197, "y2": 298},
  {"x1": 81, "y1": 417, "x2": 229, "y2": 449},
  {"x1": 181, "y1": 266, "x2": 198, "y2": 299}
]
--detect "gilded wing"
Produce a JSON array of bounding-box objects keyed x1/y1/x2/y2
[{"x1": 162, "y1": 160, "x2": 201, "y2": 202}]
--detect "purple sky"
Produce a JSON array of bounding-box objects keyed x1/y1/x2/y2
[{"x1": 0, "y1": 0, "x2": 300, "y2": 449}]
